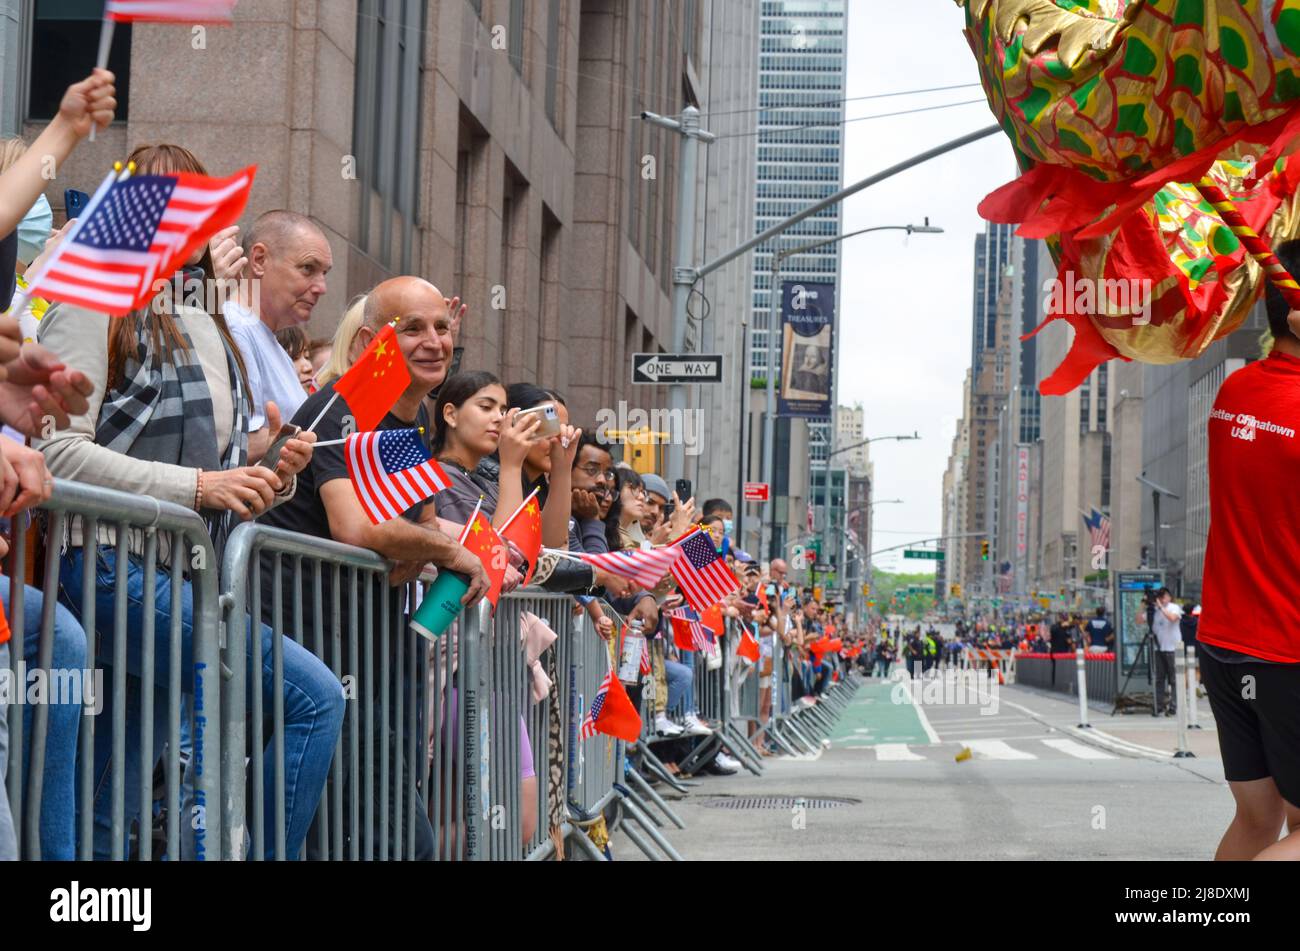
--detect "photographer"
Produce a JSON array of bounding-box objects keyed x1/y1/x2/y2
[{"x1": 1150, "y1": 588, "x2": 1183, "y2": 717}]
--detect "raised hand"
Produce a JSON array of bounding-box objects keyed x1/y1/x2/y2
[{"x1": 59, "y1": 69, "x2": 117, "y2": 138}]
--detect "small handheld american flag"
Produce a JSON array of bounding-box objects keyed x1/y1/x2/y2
[
  {"x1": 346, "y1": 428, "x2": 450, "y2": 525},
  {"x1": 578, "y1": 546, "x2": 681, "y2": 590},
  {"x1": 579, "y1": 669, "x2": 614, "y2": 740},
  {"x1": 669, "y1": 528, "x2": 739, "y2": 614},
  {"x1": 8, "y1": 163, "x2": 254, "y2": 318}
]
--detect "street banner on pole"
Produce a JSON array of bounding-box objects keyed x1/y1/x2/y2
[{"x1": 779, "y1": 281, "x2": 835, "y2": 418}]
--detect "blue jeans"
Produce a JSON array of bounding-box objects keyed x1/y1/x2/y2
[
  {"x1": 665, "y1": 659, "x2": 695, "y2": 716},
  {"x1": 60, "y1": 546, "x2": 345, "y2": 860},
  {"x1": 0, "y1": 579, "x2": 86, "y2": 860}
]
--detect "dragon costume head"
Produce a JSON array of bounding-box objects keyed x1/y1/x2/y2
[{"x1": 959, "y1": 0, "x2": 1300, "y2": 393}]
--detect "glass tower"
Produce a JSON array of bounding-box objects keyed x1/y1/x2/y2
[{"x1": 751, "y1": 0, "x2": 848, "y2": 485}]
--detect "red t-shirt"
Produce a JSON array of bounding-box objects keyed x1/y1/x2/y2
[{"x1": 1200, "y1": 350, "x2": 1300, "y2": 661}]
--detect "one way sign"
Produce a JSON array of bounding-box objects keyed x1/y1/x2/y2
[{"x1": 632, "y1": 353, "x2": 723, "y2": 384}]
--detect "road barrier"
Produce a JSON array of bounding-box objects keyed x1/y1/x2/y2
[
  {"x1": 4, "y1": 480, "x2": 221, "y2": 861},
  {"x1": 1012, "y1": 651, "x2": 1117, "y2": 706},
  {"x1": 4, "y1": 482, "x2": 867, "y2": 861}
]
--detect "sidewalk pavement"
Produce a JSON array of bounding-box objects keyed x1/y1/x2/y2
[{"x1": 997, "y1": 679, "x2": 1222, "y2": 762}]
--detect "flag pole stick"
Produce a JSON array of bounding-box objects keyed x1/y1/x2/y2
[
  {"x1": 541, "y1": 547, "x2": 586, "y2": 562},
  {"x1": 304, "y1": 391, "x2": 340, "y2": 435},
  {"x1": 89, "y1": 16, "x2": 116, "y2": 143},
  {"x1": 4, "y1": 163, "x2": 124, "y2": 319},
  {"x1": 316, "y1": 424, "x2": 423, "y2": 449},
  {"x1": 458, "y1": 497, "x2": 484, "y2": 544},
  {"x1": 498, "y1": 486, "x2": 541, "y2": 535}
]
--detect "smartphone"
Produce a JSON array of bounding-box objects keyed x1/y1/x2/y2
[
  {"x1": 765, "y1": 584, "x2": 777, "y2": 598},
  {"x1": 516, "y1": 403, "x2": 561, "y2": 438},
  {"x1": 65, "y1": 189, "x2": 90, "y2": 220},
  {"x1": 675, "y1": 478, "x2": 692, "y2": 503},
  {"x1": 260, "y1": 423, "x2": 302, "y2": 472}
]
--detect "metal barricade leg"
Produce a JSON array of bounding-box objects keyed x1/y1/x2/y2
[
  {"x1": 613, "y1": 784, "x2": 683, "y2": 861},
  {"x1": 623, "y1": 763, "x2": 685, "y2": 830}
]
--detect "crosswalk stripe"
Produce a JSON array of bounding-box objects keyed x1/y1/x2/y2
[
  {"x1": 875, "y1": 743, "x2": 926, "y2": 761},
  {"x1": 962, "y1": 739, "x2": 1037, "y2": 760},
  {"x1": 1040, "y1": 738, "x2": 1116, "y2": 760}
]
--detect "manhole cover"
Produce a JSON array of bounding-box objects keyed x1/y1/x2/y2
[{"x1": 697, "y1": 795, "x2": 860, "y2": 810}]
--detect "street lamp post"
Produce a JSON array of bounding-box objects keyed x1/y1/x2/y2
[
  {"x1": 1137, "y1": 474, "x2": 1179, "y2": 574},
  {"x1": 761, "y1": 223, "x2": 941, "y2": 562}
]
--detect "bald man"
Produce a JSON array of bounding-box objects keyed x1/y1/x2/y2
[
  {"x1": 222, "y1": 210, "x2": 334, "y2": 460},
  {"x1": 260, "y1": 276, "x2": 488, "y2": 859}
]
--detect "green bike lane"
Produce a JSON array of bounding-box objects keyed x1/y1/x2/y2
[{"x1": 826, "y1": 679, "x2": 938, "y2": 747}]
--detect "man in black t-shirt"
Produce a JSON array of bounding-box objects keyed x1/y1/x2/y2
[
  {"x1": 259, "y1": 276, "x2": 488, "y2": 859},
  {"x1": 1049, "y1": 614, "x2": 1075, "y2": 653}
]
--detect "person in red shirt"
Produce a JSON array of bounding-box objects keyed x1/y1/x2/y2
[{"x1": 1199, "y1": 239, "x2": 1300, "y2": 860}]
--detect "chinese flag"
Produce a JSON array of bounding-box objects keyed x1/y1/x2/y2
[
  {"x1": 333, "y1": 323, "x2": 411, "y2": 432},
  {"x1": 738, "y1": 627, "x2": 761, "y2": 663},
  {"x1": 462, "y1": 511, "x2": 507, "y2": 610},
  {"x1": 500, "y1": 494, "x2": 543, "y2": 584},
  {"x1": 756, "y1": 584, "x2": 769, "y2": 612},
  {"x1": 700, "y1": 604, "x2": 725, "y2": 639},
  {"x1": 670, "y1": 613, "x2": 698, "y2": 652},
  {"x1": 592, "y1": 673, "x2": 643, "y2": 743},
  {"x1": 809, "y1": 635, "x2": 834, "y2": 663}
]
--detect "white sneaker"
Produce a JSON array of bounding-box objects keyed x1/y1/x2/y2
[
  {"x1": 682, "y1": 713, "x2": 714, "y2": 736},
  {"x1": 715, "y1": 752, "x2": 742, "y2": 770},
  {"x1": 654, "y1": 714, "x2": 684, "y2": 737}
]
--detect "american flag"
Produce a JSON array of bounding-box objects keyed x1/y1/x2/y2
[
  {"x1": 670, "y1": 528, "x2": 739, "y2": 614},
  {"x1": 106, "y1": 0, "x2": 238, "y2": 21},
  {"x1": 19, "y1": 166, "x2": 253, "y2": 316},
  {"x1": 579, "y1": 669, "x2": 616, "y2": 740},
  {"x1": 669, "y1": 606, "x2": 709, "y2": 651},
  {"x1": 578, "y1": 546, "x2": 681, "y2": 589},
  {"x1": 1082, "y1": 508, "x2": 1111, "y2": 551},
  {"x1": 346, "y1": 428, "x2": 451, "y2": 525}
]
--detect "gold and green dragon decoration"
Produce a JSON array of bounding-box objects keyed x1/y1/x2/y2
[{"x1": 959, "y1": 0, "x2": 1300, "y2": 391}]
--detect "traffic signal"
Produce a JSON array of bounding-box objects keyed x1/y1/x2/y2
[
  {"x1": 980, "y1": 540, "x2": 990, "y2": 561},
  {"x1": 950, "y1": 584, "x2": 962, "y2": 597}
]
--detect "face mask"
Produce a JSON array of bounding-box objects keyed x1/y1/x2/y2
[
  {"x1": 16, "y1": 194, "x2": 53, "y2": 267},
  {"x1": 723, "y1": 518, "x2": 734, "y2": 536}
]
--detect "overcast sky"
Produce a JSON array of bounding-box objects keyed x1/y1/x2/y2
[{"x1": 838, "y1": 3, "x2": 1016, "y2": 573}]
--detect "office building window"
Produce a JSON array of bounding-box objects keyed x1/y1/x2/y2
[
  {"x1": 28, "y1": 0, "x2": 130, "y2": 121},
  {"x1": 545, "y1": 0, "x2": 563, "y2": 128},
  {"x1": 353, "y1": 0, "x2": 426, "y2": 270},
  {"x1": 509, "y1": 0, "x2": 526, "y2": 77}
]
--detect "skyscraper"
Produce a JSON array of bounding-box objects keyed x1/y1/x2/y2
[{"x1": 749, "y1": 0, "x2": 849, "y2": 559}]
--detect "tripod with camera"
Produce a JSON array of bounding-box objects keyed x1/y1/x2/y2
[{"x1": 1113, "y1": 588, "x2": 1158, "y2": 715}]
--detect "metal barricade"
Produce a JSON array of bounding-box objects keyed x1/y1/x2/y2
[
  {"x1": 3, "y1": 480, "x2": 221, "y2": 860},
  {"x1": 563, "y1": 599, "x2": 621, "y2": 860},
  {"x1": 488, "y1": 589, "x2": 574, "y2": 861},
  {"x1": 221, "y1": 522, "x2": 436, "y2": 860}
]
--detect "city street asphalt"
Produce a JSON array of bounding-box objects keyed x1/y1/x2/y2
[{"x1": 612, "y1": 670, "x2": 1235, "y2": 860}]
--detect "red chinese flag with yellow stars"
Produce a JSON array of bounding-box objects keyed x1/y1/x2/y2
[
  {"x1": 700, "y1": 603, "x2": 725, "y2": 640},
  {"x1": 462, "y1": 510, "x2": 508, "y2": 610},
  {"x1": 333, "y1": 323, "x2": 411, "y2": 432},
  {"x1": 499, "y1": 492, "x2": 543, "y2": 584}
]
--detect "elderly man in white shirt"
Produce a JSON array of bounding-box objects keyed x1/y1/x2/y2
[{"x1": 217, "y1": 210, "x2": 333, "y2": 461}]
